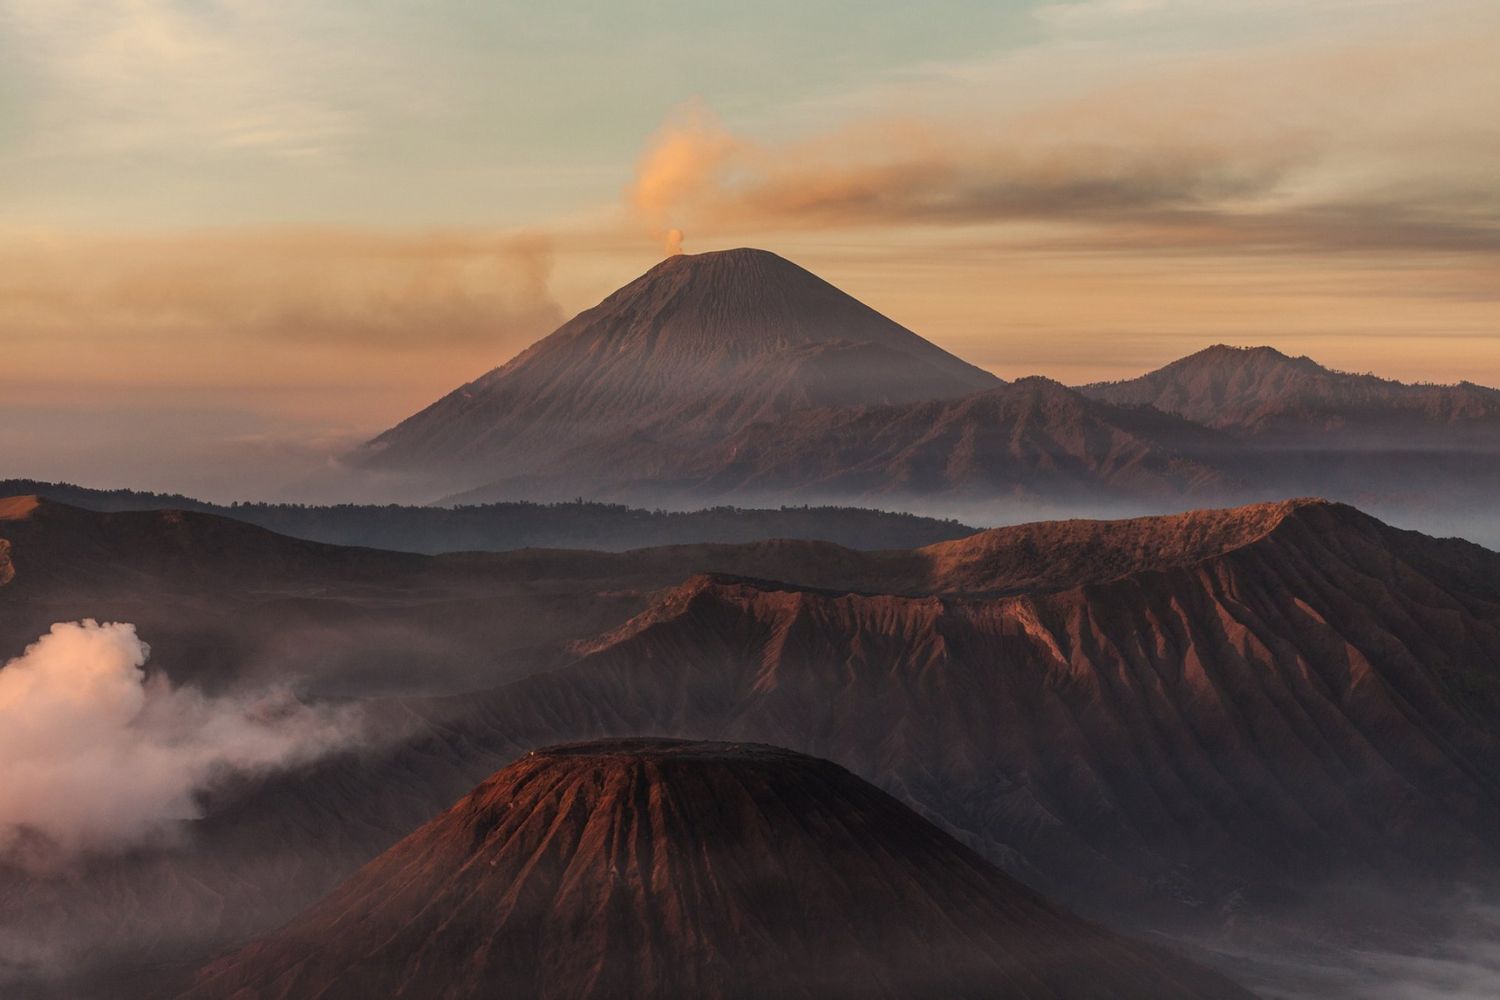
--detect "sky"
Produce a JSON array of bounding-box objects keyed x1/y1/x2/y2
[{"x1": 2, "y1": 0, "x2": 1498, "y2": 499}]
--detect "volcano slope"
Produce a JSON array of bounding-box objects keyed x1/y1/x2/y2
[
  {"x1": 275, "y1": 499, "x2": 1500, "y2": 935},
  {"x1": 180, "y1": 740, "x2": 1251, "y2": 1000},
  {"x1": 0, "y1": 493, "x2": 957, "y2": 696},
  {"x1": 6, "y1": 497, "x2": 1500, "y2": 995},
  {"x1": 359, "y1": 248, "x2": 999, "y2": 500}
]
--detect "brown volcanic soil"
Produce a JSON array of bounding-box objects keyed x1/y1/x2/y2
[
  {"x1": 247, "y1": 499, "x2": 1500, "y2": 931},
  {"x1": 360, "y1": 248, "x2": 999, "y2": 497},
  {"x1": 0, "y1": 492, "x2": 1314, "y2": 693},
  {"x1": 513, "y1": 503, "x2": 1500, "y2": 908},
  {"x1": 180, "y1": 739, "x2": 1251, "y2": 1000},
  {"x1": 6, "y1": 496, "x2": 1500, "y2": 995}
]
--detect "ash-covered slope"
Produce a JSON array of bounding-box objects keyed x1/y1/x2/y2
[
  {"x1": 9, "y1": 497, "x2": 1499, "y2": 997},
  {"x1": 358, "y1": 248, "x2": 999, "y2": 497},
  {"x1": 642, "y1": 376, "x2": 1240, "y2": 505},
  {"x1": 1081, "y1": 344, "x2": 1500, "y2": 444},
  {"x1": 181, "y1": 739, "x2": 1250, "y2": 1000},
  {"x1": 392, "y1": 500, "x2": 1500, "y2": 928}
]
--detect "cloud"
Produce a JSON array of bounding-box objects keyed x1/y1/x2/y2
[
  {"x1": 621, "y1": 9, "x2": 1500, "y2": 258},
  {"x1": 0, "y1": 227, "x2": 564, "y2": 351},
  {"x1": 0, "y1": 620, "x2": 368, "y2": 865},
  {"x1": 0, "y1": 225, "x2": 568, "y2": 498},
  {"x1": 1231, "y1": 903, "x2": 1500, "y2": 999},
  {"x1": 2, "y1": 0, "x2": 359, "y2": 160},
  {"x1": 626, "y1": 107, "x2": 1286, "y2": 235}
]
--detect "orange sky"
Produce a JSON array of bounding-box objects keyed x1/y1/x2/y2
[{"x1": 6, "y1": 228, "x2": 1495, "y2": 435}]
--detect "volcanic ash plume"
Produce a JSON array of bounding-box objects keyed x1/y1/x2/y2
[
  {"x1": 0, "y1": 620, "x2": 368, "y2": 866},
  {"x1": 627, "y1": 102, "x2": 734, "y2": 257}
]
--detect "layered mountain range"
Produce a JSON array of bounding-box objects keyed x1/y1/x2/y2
[
  {"x1": 180, "y1": 740, "x2": 1250, "y2": 1000},
  {"x1": 355, "y1": 248, "x2": 1499, "y2": 546},
  {"x1": 1082, "y1": 343, "x2": 1500, "y2": 446},
  {"x1": 4, "y1": 494, "x2": 1498, "y2": 997},
  {"x1": 7, "y1": 251, "x2": 1498, "y2": 1000}
]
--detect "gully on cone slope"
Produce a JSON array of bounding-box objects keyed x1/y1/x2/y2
[{"x1": 180, "y1": 739, "x2": 1251, "y2": 1000}]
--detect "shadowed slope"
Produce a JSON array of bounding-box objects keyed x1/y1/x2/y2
[
  {"x1": 0, "y1": 493, "x2": 1337, "y2": 695},
  {"x1": 181, "y1": 740, "x2": 1251, "y2": 1000},
  {"x1": 7, "y1": 498, "x2": 1499, "y2": 996},
  {"x1": 384, "y1": 500, "x2": 1500, "y2": 927},
  {"x1": 634, "y1": 376, "x2": 1238, "y2": 505}
]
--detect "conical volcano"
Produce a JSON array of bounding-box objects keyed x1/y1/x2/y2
[
  {"x1": 357, "y1": 249, "x2": 999, "y2": 498},
  {"x1": 181, "y1": 739, "x2": 1250, "y2": 1000}
]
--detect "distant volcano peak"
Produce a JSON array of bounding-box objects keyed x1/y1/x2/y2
[
  {"x1": 359, "y1": 249, "x2": 1000, "y2": 494},
  {"x1": 565, "y1": 245, "x2": 951, "y2": 357},
  {"x1": 1174, "y1": 343, "x2": 1323, "y2": 373},
  {"x1": 654, "y1": 245, "x2": 791, "y2": 267},
  {"x1": 1079, "y1": 341, "x2": 1500, "y2": 440}
]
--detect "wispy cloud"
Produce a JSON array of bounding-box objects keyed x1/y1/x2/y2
[
  {"x1": 623, "y1": 3, "x2": 1500, "y2": 258},
  {"x1": 2, "y1": 0, "x2": 360, "y2": 160},
  {"x1": 0, "y1": 227, "x2": 563, "y2": 352}
]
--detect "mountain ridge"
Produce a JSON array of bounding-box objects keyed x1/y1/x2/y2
[
  {"x1": 426, "y1": 502, "x2": 1500, "y2": 923},
  {"x1": 0, "y1": 480, "x2": 975, "y2": 555},
  {"x1": 1080, "y1": 343, "x2": 1500, "y2": 440},
  {"x1": 4, "y1": 493, "x2": 1499, "y2": 997},
  {"x1": 347, "y1": 249, "x2": 1499, "y2": 541}
]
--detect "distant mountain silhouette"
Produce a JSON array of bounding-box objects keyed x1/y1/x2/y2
[
  {"x1": 0, "y1": 493, "x2": 973, "y2": 697},
  {"x1": 1077, "y1": 345, "x2": 1500, "y2": 539},
  {"x1": 180, "y1": 739, "x2": 1250, "y2": 1000},
  {"x1": 1080, "y1": 343, "x2": 1500, "y2": 446},
  {"x1": 348, "y1": 251, "x2": 1500, "y2": 542},
  {"x1": 359, "y1": 248, "x2": 999, "y2": 497},
  {"x1": 0, "y1": 479, "x2": 973, "y2": 554}
]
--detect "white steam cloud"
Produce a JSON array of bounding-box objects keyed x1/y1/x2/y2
[{"x1": 0, "y1": 620, "x2": 366, "y2": 865}]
